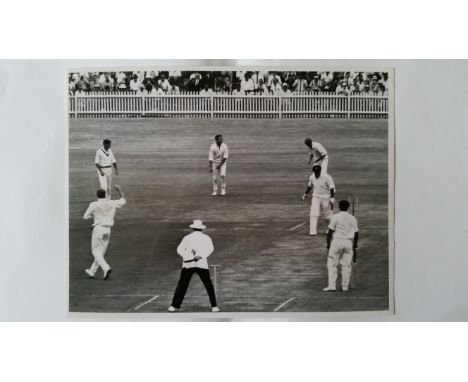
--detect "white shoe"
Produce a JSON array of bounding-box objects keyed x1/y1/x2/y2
[
  {"x1": 103, "y1": 268, "x2": 112, "y2": 280},
  {"x1": 221, "y1": 189, "x2": 226, "y2": 196},
  {"x1": 212, "y1": 191, "x2": 217, "y2": 196},
  {"x1": 342, "y1": 286, "x2": 349, "y2": 291},
  {"x1": 211, "y1": 307, "x2": 220, "y2": 312},
  {"x1": 85, "y1": 269, "x2": 95, "y2": 278},
  {"x1": 309, "y1": 233, "x2": 317, "y2": 236},
  {"x1": 323, "y1": 286, "x2": 336, "y2": 292},
  {"x1": 168, "y1": 306, "x2": 177, "y2": 312}
]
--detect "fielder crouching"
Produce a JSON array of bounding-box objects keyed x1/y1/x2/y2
[
  {"x1": 301, "y1": 164, "x2": 335, "y2": 236},
  {"x1": 323, "y1": 200, "x2": 359, "y2": 292}
]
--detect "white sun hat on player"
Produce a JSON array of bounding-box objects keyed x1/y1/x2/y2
[{"x1": 189, "y1": 220, "x2": 206, "y2": 230}]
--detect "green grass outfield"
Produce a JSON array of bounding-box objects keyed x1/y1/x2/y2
[{"x1": 69, "y1": 117, "x2": 389, "y2": 313}]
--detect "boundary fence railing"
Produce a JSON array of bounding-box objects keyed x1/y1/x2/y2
[{"x1": 68, "y1": 92, "x2": 388, "y2": 119}]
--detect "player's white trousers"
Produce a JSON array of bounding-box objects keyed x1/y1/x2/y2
[
  {"x1": 97, "y1": 168, "x2": 112, "y2": 199},
  {"x1": 310, "y1": 196, "x2": 332, "y2": 235},
  {"x1": 212, "y1": 162, "x2": 227, "y2": 193},
  {"x1": 89, "y1": 225, "x2": 111, "y2": 275},
  {"x1": 314, "y1": 156, "x2": 328, "y2": 174},
  {"x1": 327, "y1": 238, "x2": 353, "y2": 288}
]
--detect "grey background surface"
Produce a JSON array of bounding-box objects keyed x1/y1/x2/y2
[{"x1": 0, "y1": 60, "x2": 466, "y2": 321}]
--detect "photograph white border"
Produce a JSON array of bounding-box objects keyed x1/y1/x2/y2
[{"x1": 65, "y1": 62, "x2": 395, "y2": 320}]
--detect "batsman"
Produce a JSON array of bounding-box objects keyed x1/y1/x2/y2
[
  {"x1": 301, "y1": 164, "x2": 335, "y2": 236},
  {"x1": 323, "y1": 200, "x2": 359, "y2": 292}
]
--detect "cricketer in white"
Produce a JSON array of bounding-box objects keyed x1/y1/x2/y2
[
  {"x1": 209, "y1": 134, "x2": 228, "y2": 196},
  {"x1": 324, "y1": 200, "x2": 359, "y2": 292},
  {"x1": 304, "y1": 137, "x2": 328, "y2": 174},
  {"x1": 301, "y1": 164, "x2": 336, "y2": 235},
  {"x1": 94, "y1": 139, "x2": 119, "y2": 199},
  {"x1": 168, "y1": 220, "x2": 219, "y2": 312},
  {"x1": 83, "y1": 185, "x2": 126, "y2": 280}
]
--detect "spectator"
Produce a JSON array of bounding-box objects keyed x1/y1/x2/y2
[
  {"x1": 281, "y1": 83, "x2": 292, "y2": 95},
  {"x1": 376, "y1": 83, "x2": 387, "y2": 96},
  {"x1": 200, "y1": 83, "x2": 213, "y2": 95},
  {"x1": 116, "y1": 72, "x2": 127, "y2": 90},
  {"x1": 342, "y1": 71, "x2": 353, "y2": 86},
  {"x1": 223, "y1": 76, "x2": 232, "y2": 92},
  {"x1": 74, "y1": 85, "x2": 87, "y2": 96},
  {"x1": 240, "y1": 73, "x2": 254, "y2": 94},
  {"x1": 129, "y1": 74, "x2": 141, "y2": 93},
  {"x1": 89, "y1": 74, "x2": 101, "y2": 92},
  {"x1": 256, "y1": 78, "x2": 270, "y2": 95},
  {"x1": 267, "y1": 72, "x2": 282, "y2": 86},
  {"x1": 201, "y1": 72, "x2": 215, "y2": 89},
  {"x1": 132, "y1": 71, "x2": 145, "y2": 82},
  {"x1": 187, "y1": 73, "x2": 202, "y2": 92},
  {"x1": 382, "y1": 72, "x2": 389, "y2": 91},
  {"x1": 362, "y1": 80, "x2": 371, "y2": 94},
  {"x1": 309, "y1": 75, "x2": 322, "y2": 93},
  {"x1": 257, "y1": 70, "x2": 268, "y2": 85},
  {"x1": 99, "y1": 73, "x2": 114, "y2": 92},
  {"x1": 76, "y1": 75, "x2": 88, "y2": 91},
  {"x1": 232, "y1": 83, "x2": 245, "y2": 95},
  {"x1": 151, "y1": 84, "x2": 164, "y2": 95},
  {"x1": 97, "y1": 73, "x2": 106, "y2": 86},
  {"x1": 284, "y1": 71, "x2": 296, "y2": 89},
  {"x1": 355, "y1": 74, "x2": 365, "y2": 92},
  {"x1": 270, "y1": 77, "x2": 282, "y2": 95},
  {"x1": 71, "y1": 72, "x2": 80, "y2": 83},
  {"x1": 169, "y1": 70, "x2": 181, "y2": 81},
  {"x1": 321, "y1": 71, "x2": 333, "y2": 90},
  {"x1": 214, "y1": 76, "x2": 227, "y2": 92},
  {"x1": 158, "y1": 74, "x2": 171, "y2": 92},
  {"x1": 250, "y1": 71, "x2": 260, "y2": 89},
  {"x1": 350, "y1": 80, "x2": 360, "y2": 94},
  {"x1": 371, "y1": 74, "x2": 380, "y2": 93},
  {"x1": 167, "y1": 82, "x2": 180, "y2": 94},
  {"x1": 141, "y1": 82, "x2": 156, "y2": 95},
  {"x1": 69, "y1": 76, "x2": 76, "y2": 94},
  {"x1": 335, "y1": 80, "x2": 349, "y2": 95},
  {"x1": 293, "y1": 73, "x2": 309, "y2": 92}
]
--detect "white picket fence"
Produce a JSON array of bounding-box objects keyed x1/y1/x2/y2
[{"x1": 68, "y1": 92, "x2": 388, "y2": 119}]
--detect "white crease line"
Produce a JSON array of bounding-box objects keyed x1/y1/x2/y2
[
  {"x1": 274, "y1": 297, "x2": 296, "y2": 312},
  {"x1": 133, "y1": 295, "x2": 159, "y2": 311},
  {"x1": 70, "y1": 294, "x2": 155, "y2": 298},
  {"x1": 288, "y1": 222, "x2": 306, "y2": 231}
]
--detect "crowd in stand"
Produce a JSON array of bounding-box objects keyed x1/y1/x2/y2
[{"x1": 69, "y1": 71, "x2": 389, "y2": 96}]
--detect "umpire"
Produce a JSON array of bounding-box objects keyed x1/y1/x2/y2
[{"x1": 168, "y1": 220, "x2": 219, "y2": 312}]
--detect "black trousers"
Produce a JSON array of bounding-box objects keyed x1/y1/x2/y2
[{"x1": 171, "y1": 267, "x2": 217, "y2": 308}]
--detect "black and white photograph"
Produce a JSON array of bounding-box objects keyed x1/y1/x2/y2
[{"x1": 67, "y1": 66, "x2": 394, "y2": 315}]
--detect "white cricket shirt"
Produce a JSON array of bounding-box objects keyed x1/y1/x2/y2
[
  {"x1": 308, "y1": 141, "x2": 328, "y2": 158},
  {"x1": 240, "y1": 78, "x2": 254, "y2": 92},
  {"x1": 308, "y1": 173, "x2": 335, "y2": 198},
  {"x1": 328, "y1": 211, "x2": 359, "y2": 240},
  {"x1": 208, "y1": 143, "x2": 229, "y2": 163},
  {"x1": 177, "y1": 231, "x2": 214, "y2": 269},
  {"x1": 95, "y1": 147, "x2": 117, "y2": 167},
  {"x1": 83, "y1": 198, "x2": 126, "y2": 227}
]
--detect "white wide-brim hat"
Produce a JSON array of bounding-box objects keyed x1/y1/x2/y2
[{"x1": 189, "y1": 220, "x2": 206, "y2": 230}]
